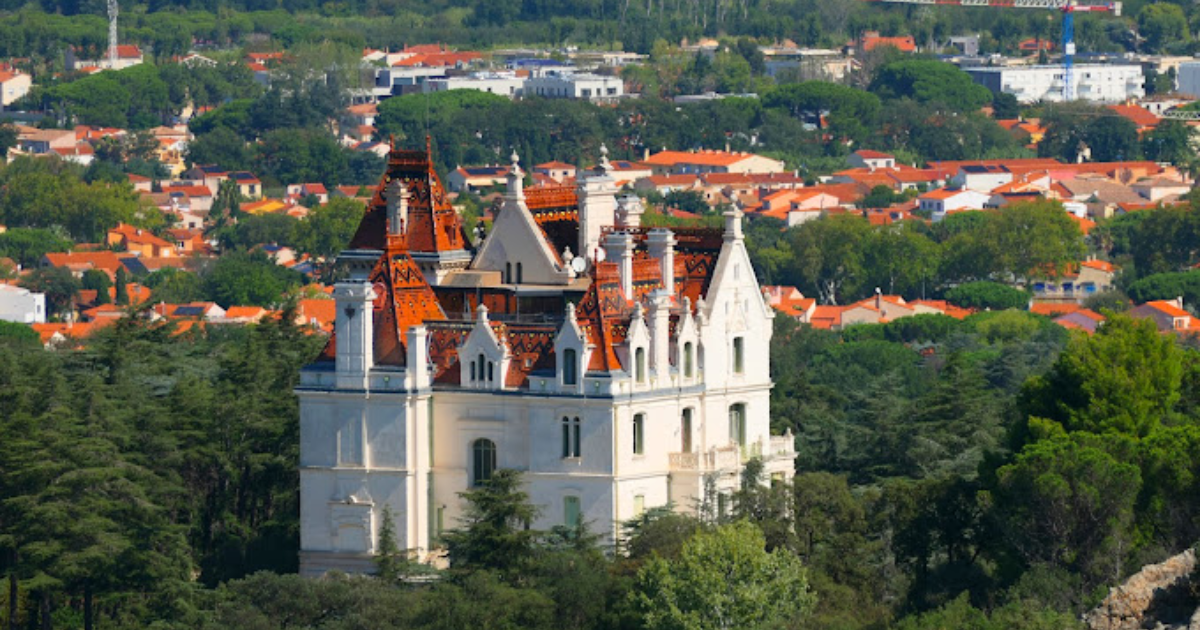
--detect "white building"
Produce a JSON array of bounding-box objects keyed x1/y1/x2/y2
[
  {"x1": 0, "y1": 284, "x2": 46, "y2": 324},
  {"x1": 0, "y1": 69, "x2": 31, "y2": 108},
  {"x1": 424, "y1": 72, "x2": 526, "y2": 98},
  {"x1": 1176, "y1": 62, "x2": 1200, "y2": 99},
  {"x1": 966, "y1": 64, "x2": 1144, "y2": 104},
  {"x1": 297, "y1": 144, "x2": 794, "y2": 575},
  {"x1": 524, "y1": 71, "x2": 625, "y2": 101}
]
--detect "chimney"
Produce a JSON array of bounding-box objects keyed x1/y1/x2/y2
[
  {"x1": 603, "y1": 231, "x2": 635, "y2": 299},
  {"x1": 578, "y1": 146, "x2": 618, "y2": 266},
  {"x1": 647, "y1": 289, "x2": 672, "y2": 376},
  {"x1": 616, "y1": 194, "x2": 644, "y2": 229},
  {"x1": 386, "y1": 179, "x2": 409, "y2": 236},
  {"x1": 646, "y1": 228, "x2": 677, "y2": 295},
  {"x1": 406, "y1": 325, "x2": 430, "y2": 390}
]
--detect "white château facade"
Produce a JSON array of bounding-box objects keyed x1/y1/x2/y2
[{"x1": 297, "y1": 142, "x2": 795, "y2": 576}]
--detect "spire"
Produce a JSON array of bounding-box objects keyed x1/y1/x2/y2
[
  {"x1": 506, "y1": 149, "x2": 525, "y2": 201},
  {"x1": 723, "y1": 204, "x2": 745, "y2": 242}
]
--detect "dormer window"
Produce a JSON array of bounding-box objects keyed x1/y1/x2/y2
[{"x1": 683, "y1": 342, "x2": 694, "y2": 377}]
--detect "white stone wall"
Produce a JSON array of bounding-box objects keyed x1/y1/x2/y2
[{"x1": 0, "y1": 285, "x2": 45, "y2": 324}]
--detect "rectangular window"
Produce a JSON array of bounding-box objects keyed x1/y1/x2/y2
[
  {"x1": 563, "y1": 348, "x2": 577, "y2": 385},
  {"x1": 635, "y1": 347, "x2": 646, "y2": 382},
  {"x1": 733, "y1": 338, "x2": 744, "y2": 374},
  {"x1": 730, "y1": 404, "x2": 746, "y2": 446},
  {"x1": 562, "y1": 418, "x2": 571, "y2": 458},
  {"x1": 682, "y1": 409, "x2": 693, "y2": 453},
  {"x1": 633, "y1": 413, "x2": 645, "y2": 455},
  {"x1": 564, "y1": 496, "x2": 581, "y2": 528},
  {"x1": 573, "y1": 417, "x2": 581, "y2": 458},
  {"x1": 633, "y1": 494, "x2": 645, "y2": 517}
]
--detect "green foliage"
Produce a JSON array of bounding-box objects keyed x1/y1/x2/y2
[
  {"x1": 293, "y1": 198, "x2": 367, "y2": 260},
  {"x1": 0, "y1": 157, "x2": 157, "y2": 242},
  {"x1": 144, "y1": 267, "x2": 206, "y2": 304},
  {"x1": 1022, "y1": 314, "x2": 1183, "y2": 437},
  {"x1": 442, "y1": 468, "x2": 541, "y2": 579},
  {"x1": 0, "y1": 319, "x2": 40, "y2": 342},
  {"x1": 631, "y1": 521, "x2": 816, "y2": 630},
  {"x1": 991, "y1": 92, "x2": 1020, "y2": 119},
  {"x1": 18, "y1": 265, "x2": 80, "y2": 317},
  {"x1": 762, "y1": 81, "x2": 881, "y2": 142},
  {"x1": 990, "y1": 433, "x2": 1141, "y2": 589},
  {"x1": 1126, "y1": 269, "x2": 1200, "y2": 306},
  {"x1": 1137, "y1": 3, "x2": 1189, "y2": 53},
  {"x1": 81, "y1": 268, "x2": 112, "y2": 304},
  {"x1": 203, "y1": 250, "x2": 303, "y2": 307},
  {"x1": 945, "y1": 281, "x2": 1031, "y2": 311},
  {"x1": 869, "y1": 60, "x2": 993, "y2": 111},
  {"x1": 0, "y1": 227, "x2": 74, "y2": 268},
  {"x1": 1039, "y1": 103, "x2": 1141, "y2": 163}
]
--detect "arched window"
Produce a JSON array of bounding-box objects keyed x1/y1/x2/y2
[
  {"x1": 562, "y1": 348, "x2": 578, "y2": 385},
  {"x1": 505, "y1": 262, "x2": 512, "y2": 283},
  {"x1": 683, "y1": 342, "x2": 694, "y2": 377},
  {"x1": 477, "y1": 353, "x2": 486, "y2": 385},
  {"x1": 472, "y1": 438, "x2": 496, "y2": 486},
  {"x1": 732, "y1": 337, "x2": 744, "y2": 374},
  {"x1": 681, "y1": 408, "x2": 693, "y2": 453},
  {"x1": 487, "y1": 361, "x2": 494, "y2": 383},
  {"x1": 635, "y1": 347, "x2": 646, "y2": 382},
  {"x1": 516, "y1": 262, "x2": 523, "y2": 284},
  {"x1": 633, "y1": 413, "x2": 645, "y2": 455},
  {"x1": 729, "y1": 403, "x2": 746, "y2": 446}
]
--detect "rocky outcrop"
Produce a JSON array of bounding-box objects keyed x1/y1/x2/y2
[{"x1": 1085, "y1": 549, "x2": 1197, "y2": 630}]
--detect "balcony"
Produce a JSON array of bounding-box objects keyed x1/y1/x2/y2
[{"x1": 668, "y1": 446, "x2": 741, "y2": 472}]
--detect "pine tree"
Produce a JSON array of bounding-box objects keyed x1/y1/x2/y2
[
  {"x1": 374, "y1": 506, "x2": 403, "y2": 583},
  {"x1": 114, "y1": 267, "x2": 129, "y2": 305}
]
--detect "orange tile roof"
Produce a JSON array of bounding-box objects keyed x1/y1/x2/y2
[
  {"x1": 297, "y1": 298, "x2": 336, "y2": 332},
  {"x1": 644, "y1": 150, "x2": 761, "y2": 167},
  {"x1": 808, "y1": 305, "x2": 844, "y2": 329},
  {"x1": 1108, "y1": 104, "x2": 1160, "y2": 129},
  {"x1": 1080, "y1": 259, "x2": 1117, "y2": 273},
  {"x1": 1030, "y1": 302, "x2": 1082, "y2": 317},
  {"x1": 1146, "y1": 300, "x2": 1189, "y2": 318}
]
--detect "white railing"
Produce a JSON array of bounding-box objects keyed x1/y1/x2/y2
[
  {"x1": 770, "y1": 434, "x2": 796, "y2": 458},
  {"x1": 669, "y1": 452, "x2": 700, "y2": 470}
]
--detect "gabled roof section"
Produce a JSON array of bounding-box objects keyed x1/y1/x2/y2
[{"x1": 351, "y1": 141, "x2": 469, "y2": 255}]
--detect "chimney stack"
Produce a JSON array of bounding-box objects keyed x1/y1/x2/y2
[
  {"x1": 646, "y1": 228, "x2": 676, "y2": 296},
  {"x1": 603, "y1": 231, "x2": 635, "y2": 299}
]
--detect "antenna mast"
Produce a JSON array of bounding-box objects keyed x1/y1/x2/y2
[{"x1": 107, "y1": 0, "x2": 118, "y2": 68}]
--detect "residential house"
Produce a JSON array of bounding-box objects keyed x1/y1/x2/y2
[
  {"x1": 41, "y1": 251, "x2": 130, "y2": 280},
  {"x1": 1032, "y1": 259, "x2": 1119, "y2": 302},
  {"x1": 106, "y1": 223, "x2": 177, "y2": 258},
  {"x1": 447, "y1": 165, "x2": 511, "y2": 192},
  {"x1": 763, "y1": 285, "x2": 816, "y2": 322},
  {"x1": 288, "y1": 183, "x2": 330, "y2": 204},
  {"x1": 0, "y1": 284, "x2": 45, "y2": 323},
  {"x1": 918, "y1": 188, "x2": 990, "y2": 221},
  {"x1": 847, "y1": 150, "x2": 896, "y2": 171},
  {"x1": 1129, "y1": 298, "x2": 1195, "y2": 333},
  {"x1": 840, "y1": 293, "x2": 917, "y2": 327},
  {"x1": 1054, "y1": 309, "x2": 1106, "y2": 334},
  {"x1": 633, "y1": 174, "x2": 701, "y2": 195},
  {"x1": 0, "y1": 69, "x2": 31, "y2": 107},
  {"x1": 17, "y1": 128, "x2": 76, "y2": 155},
  {"x1": 1131, "y1": 177, "x2": 1191, "y2": 202},
  {"x1": 643, "y1": 149, "x2": 786, "y2": 176},
  {"x1": 534, "y1": 161, "x2": 577, "y2": 184},
  {"x1": 162, "y1": 185, "x2": 215, "y2": 213},
  {"x1": 229, "y1": 171, "x2": 262, "y2": 199}
]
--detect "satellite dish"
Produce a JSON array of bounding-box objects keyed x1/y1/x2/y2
[{"x1": 571, "y1": 257, "x2": 587, "y2": 274}]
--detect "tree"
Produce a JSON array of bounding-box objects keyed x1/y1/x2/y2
[
  {"x1": 788, "y1": 214, "x2": 873, "y2": 304},
  {"x1": 1022, "y1": 313, "x2": 1183, "y2": 437},
  {"x1": 989, "y1": 201, "x2": 1086, "y2": 281},
  {"x1": 202, "y1": 250, "x2": 302, "y2": 307},
  {"x1": 19, "y1": 266, "x2": 80, "y2": 317},
  {"x1": 145, "y1": 267, "x2": 206, "y2": 304},
  {"x1": 631, "y1": 521, "x2": 816, "y2": 630},
  {"x1": 1137, "y1": 3, "x2": 1188, "y2": 53},
  {"x1": 943, "y1": 281, "x2": 1031, "y2": 311},
  {"x1": 1141, "y1": 119, "x2": 1194, "y2": 167},
  {"x1": 988, "y1": 433, "x2": 1141, "y2": 590},
  {"x1": 442, "y1": 468, "x2": 540, "y2": 579},
  {"x1": 81, "y1": 269, "x2": 112, "y2": 304},
  {"x1": 293, "y1": 198, "x2": 366, "y2": 260},
  {"x1": 991, "y1": 92, "x2": 1020, "y2": 119},
  {"x1": 868, "y1": 60, "x2": 993, "y2": 111},
  {"x1": 0, "y1": 227, "x2": 74, "y2": 268},
  {"x1": 0, "y1": 123, "x2": 16, "y2": 159},
  {"x1": 762, "y1": 82, "x2": 881, "y2": 142},
  {"x1": 114, "y1": 266, "x2": 129, "y2": 305}
]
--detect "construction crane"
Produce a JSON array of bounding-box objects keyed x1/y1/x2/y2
[
  {"x1": 869, "y1": 0, "x2": 1121, "y2": 102},
  {"x1": 107, "y1": 0, "x2": 118, "y2": 69}
]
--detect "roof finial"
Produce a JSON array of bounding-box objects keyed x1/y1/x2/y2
[
  {"x1": 598, "y1": 143, "x2": 612, "y2": 174},
  {"x1": 510, "y1": 149, "x2": 522, "y2": 176}
]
